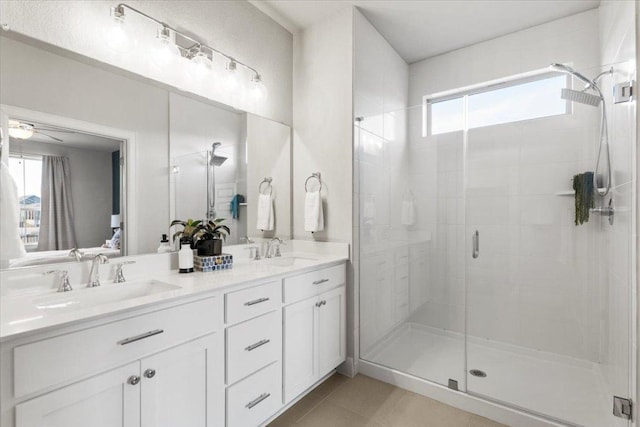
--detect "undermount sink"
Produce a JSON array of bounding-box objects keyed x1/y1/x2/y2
[
  {"x1": 266, "y1": 256, "x2": 318, "y2": 267},
  {"x1": 32, "y1": 280, "x2": 180, "y2": 311}
]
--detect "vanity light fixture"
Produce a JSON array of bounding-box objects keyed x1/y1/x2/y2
[
  {"x1": 152, "y1": 26, "x2": 182, "y2": 66},
  {"x1": 188, "y1": 46, "x2": 213, "y2": 79},
  {"x1": 106, "y1": 3, "x2": 267, "y2": 100},
  {"x1": 106, "y1": 4, "x2": 131, "y2": 53},
  {"x1": 8, "y1": 120, "x2": 34, "y2": 140}
]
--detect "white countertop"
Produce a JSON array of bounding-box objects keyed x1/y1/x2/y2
[{"x1": 0, "y1": 242, "x2": 349, "y2": 342}]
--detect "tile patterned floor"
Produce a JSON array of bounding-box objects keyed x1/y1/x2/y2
[{"x1": 269, "y1": 374, "x2": 508, "y2": 427}]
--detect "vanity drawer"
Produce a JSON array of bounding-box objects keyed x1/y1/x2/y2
[
  {"x1": 13, "y1": 297, "x2": 220, "y2": 398},
  {"x1": 227, "y1": 310, "x2": 281, "y2": 385},
  {"x1": 283, "y1": 263, "x2": 346, "y2": 304},
  {"x1": 227, "y1": 362, "x2": 281, "y2": 427},
  {"x1": 225, "y1": 281, "x2": 281, "y2": 325}
]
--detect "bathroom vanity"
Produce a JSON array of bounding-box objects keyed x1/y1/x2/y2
[{"x1": 0, "y1": 242, "x2": 348, "y2": 427}]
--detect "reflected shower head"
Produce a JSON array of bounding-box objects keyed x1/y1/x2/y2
[
  {"x1": 209, "y1": 142, "x2": 228, "y2": 166},
  {"x1": 560, "y1": 88, "x2": 601, "y2": 106},
  {"x1": 550, "y1": 63, "x2": 594, "y2": 88}
]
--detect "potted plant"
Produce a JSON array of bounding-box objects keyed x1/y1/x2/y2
[
  {"x1": 170, "y1": 218, "x2": 203, "y2": 248},
  {"x1": 193, "y1": 218, "x2": 230, "y2": 256}
]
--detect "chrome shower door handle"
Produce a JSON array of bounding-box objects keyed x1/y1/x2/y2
[{"x1": 472, "y1": 230, "x2": 479, "y2": 259}]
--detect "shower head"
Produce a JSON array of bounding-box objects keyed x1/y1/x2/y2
[
  {"x1": 550, "y1": 63, "x2": 594, "y2": 88},
  {"x1": 209, "y1": 142, "x2": 228, "y2": 166},
  {"x1": 560, "y1": 88, "x2": 601, "y2": 106}
]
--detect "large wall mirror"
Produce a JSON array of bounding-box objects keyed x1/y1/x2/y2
[{"x1": 0, "y1": 33, "x2": 291, "y2": 269}]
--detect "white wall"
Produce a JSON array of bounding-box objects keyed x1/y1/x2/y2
[
  {"x1": 0, "y1": 0, "x2": 293, "y2": 125},
  {"x1": 406, "y1": 10, "x2": 605, "y2": 361},
  {"x1": 12, "y1": 139, "x2": 114, "y2": 249},
  {"x1": 0, "y1": 35, "x2": 169, "y2": 255},
  {"x1": 292, "y1": 7, "x2": 354, "y2": 368}
]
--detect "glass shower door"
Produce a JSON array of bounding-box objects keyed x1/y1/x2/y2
[
  {"x1": 464, "y1": 65, "x2": 634, "y2": 425},
  {"x1": 357, "y1": 106, "x2": 467, "y2": 391}
]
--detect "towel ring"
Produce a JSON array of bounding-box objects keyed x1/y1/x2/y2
[
  {"x1": 305, "y1": 172, "x2": 322, "y2": 192},
  {"x1": 259, "y1": 177, "x2": 273, "y2": 196}
]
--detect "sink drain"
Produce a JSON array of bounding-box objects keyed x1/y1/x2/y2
[{"x1": 469, "y1": 369, "x2": 487, "y2": 378}]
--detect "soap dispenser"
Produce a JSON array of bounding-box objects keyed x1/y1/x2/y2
[
  {"x1": 157, "y1": 234, "x2": 172, "y2": 253},
  {"x1": 178, "y1": 238, "x2": 194, "y2": 273}
]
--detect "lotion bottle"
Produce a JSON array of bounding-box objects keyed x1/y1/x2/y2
[{"x1": 178, "y1": 238, "x2": 194, "y2": 273}]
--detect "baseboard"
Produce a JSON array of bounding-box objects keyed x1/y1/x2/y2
[{"x1": 337, "y1": 357, "x2": 356, "y2": 378}]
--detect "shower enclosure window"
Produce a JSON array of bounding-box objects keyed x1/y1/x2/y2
[{"x1": 357, "y1": 4, "x2": 636, "y2": 426}]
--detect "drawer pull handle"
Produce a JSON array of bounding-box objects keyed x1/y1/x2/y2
[
  {"x1": 118, "y1": 329, "x2": 164, "y2": 345},
  {"x1": 246, "y1": 392, "x2": 271, "y2": 409},
  {"x1": 244, "y1": 297, "x2": 270, "y2": 306},
  {"x1": 312, "y1": 278, "x2": 329, "y2": 285},
  {"x1": 245, "y1": 339, "x2": 270, "y2": 351},
  {"x1": 144, "y1": 368, "x2": 156, "y2": 379},
  {"x1": 315, "y1": 300, "x2": 327, "y2": 307},
  {"x1": 128, "y1": 375, "x2": 140, "y2": 386}
]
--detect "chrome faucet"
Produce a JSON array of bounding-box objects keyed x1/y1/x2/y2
[
  {"x1": 241, "y1": 236, "x2": 255, "y2": 244},
  {"x1": 266, "y1": 237, "x2": 284, "y2": 258},
  {"x1": 45, "y1": 270, "x2": 73, "y2": 292},
  {"x1": 114, "y1": 261, "x2": 136, "y2": 283},
  {"x1": 87, "y1": 254, "x2": 109, "y2": 287},
  {"x1": 68, "y1": 248, "x2": 83, "y2": 262}
]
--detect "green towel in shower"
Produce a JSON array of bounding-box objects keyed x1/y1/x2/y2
[{"x1": 572, "y1": 172, "x2": 594, "y2": 226}]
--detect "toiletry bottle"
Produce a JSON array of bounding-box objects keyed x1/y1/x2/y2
[
  {"x1": 157, "y1": 234, "x2": 172, "y2": 253},
  {"x1": 178, "y1": 238, "x2": 194, "y2": 273}
]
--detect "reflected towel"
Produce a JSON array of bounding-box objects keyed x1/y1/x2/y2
[
  {"x1": 573, "y1": 172, "x2": 594, "y2": 225},
  {"x1": 401, "y1": 199, "x2": 415, "y2": 226},
  {"x1": 256, "y1": 193, "x2": 274, "y2": 231},
  {"x1": 0, "y1": 161, "x2": 26, "y2": 261},
  {"x1": 304, "y1": 190, "x2": 324, "y2": 232}
]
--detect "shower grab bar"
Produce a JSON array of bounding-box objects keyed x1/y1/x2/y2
[
  {"x1": 259, "y1": 177, "x2": 273, "y2": 196},
  {"x1": 472, "y1": 230, "x2": 479, "y2": 259},
  {"x1": 305, "y1": 172, "x2": 322, "y2": 192}
]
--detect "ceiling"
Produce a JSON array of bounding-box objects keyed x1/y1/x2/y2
[
  {"x1": 258, "y1": 0, "x2": 601, "y2": 63},
  {"x1": 10, "y1": 120, "x2": 121, "y2": 152}
]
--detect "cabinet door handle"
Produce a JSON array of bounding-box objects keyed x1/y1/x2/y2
[
  {"x1": 312, "y1": 278, "x2": 329, "y2": 285},
  {"x1": 315, "y1": 300, "x2": 327, "y2": 308},
  {"x1": 246, "y1": 392, "x2": 270, "y2": 409},
  {"x1": 128, "y1": 375, "x2": 140, "y2": 385},
  {"x1": 244, "y1": 297, "x2": 269, "y2": 306},
  {"x1": 118, "y1": 329, "x2": 164, "y2": 345},
  {"x1": 245, "y1": 339, "x2": 270, "y2": 351},
  {"x1": 144, "y1": 368, "x2": 156, "y2": 379}
]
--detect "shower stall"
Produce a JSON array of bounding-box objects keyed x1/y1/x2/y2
[{"x1": 355, "y1": 3, "x2": 636, "y2": 427}]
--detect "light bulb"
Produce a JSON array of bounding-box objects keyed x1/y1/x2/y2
[
  {"x1": 189, "y1": 50, "x2": 212, "y2": 79},
  {"x1": 152, "y1": 26, "x2": 182, "y2": 67},
  {"x1": 8, "y1": 120, "x2": 34, "y2": 139},
  {"x1": 251, "y1": 75, "x2": 268, "y2": 101},
  {"x1": 105, "y1": 6, "x2": 132, "y2": 53},
  {"x1": 224, "y1": 60, "x2": 239, "y2": 90}
]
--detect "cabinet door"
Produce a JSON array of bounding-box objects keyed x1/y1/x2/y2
[
  {"x1": 317, "y1": 286, "x2": 346, "y2": 376},
  {"x1": 16, "y1": 362, "x2": 140, "y2": 427},
  {"x1": 283, "y1": 296, "x2": 317, "y2": 404},
  {"x1": 140, "y1": 333, "x2": 223, "y2": 427}
]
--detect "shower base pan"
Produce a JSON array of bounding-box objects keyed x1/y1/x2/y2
[{"x1": 362, "y1": 323, "x2": 609, "y2": 427}]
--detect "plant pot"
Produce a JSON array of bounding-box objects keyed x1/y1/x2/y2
[{"x1": 196, "y1": 239, "x2": 222, "y2": 256}]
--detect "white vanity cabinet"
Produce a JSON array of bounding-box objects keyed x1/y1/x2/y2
[
  {"x1": 283, "y1": 264, "x2": 346, "y2": 403},
  {"x1": 15, "y1": 333, "x2": 219, "y2": 427},
  {"x1": 3, "y1": 297, "x2": 225, "y2": 427}
]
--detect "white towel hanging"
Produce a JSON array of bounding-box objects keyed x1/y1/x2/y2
[
  {"x1": 256, "y1": 193, "x2": 274, "y2": 231},
  {"x1": 304, "y1": 190, "x2": 324, "y2": 232}
]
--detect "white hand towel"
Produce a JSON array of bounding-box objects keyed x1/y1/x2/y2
[
  {"x1": 401, "y1": 199, "x2": 415, "y2": 226},
  {"x1": 304, "y1": 190, "x2": 324, "y2": 232},
  {"x1": 256, "y1": 193, "x2": 274, "y2": 231},
  {"x1": 1, "y1": 161, "x2": 26, "y2": 261}
]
